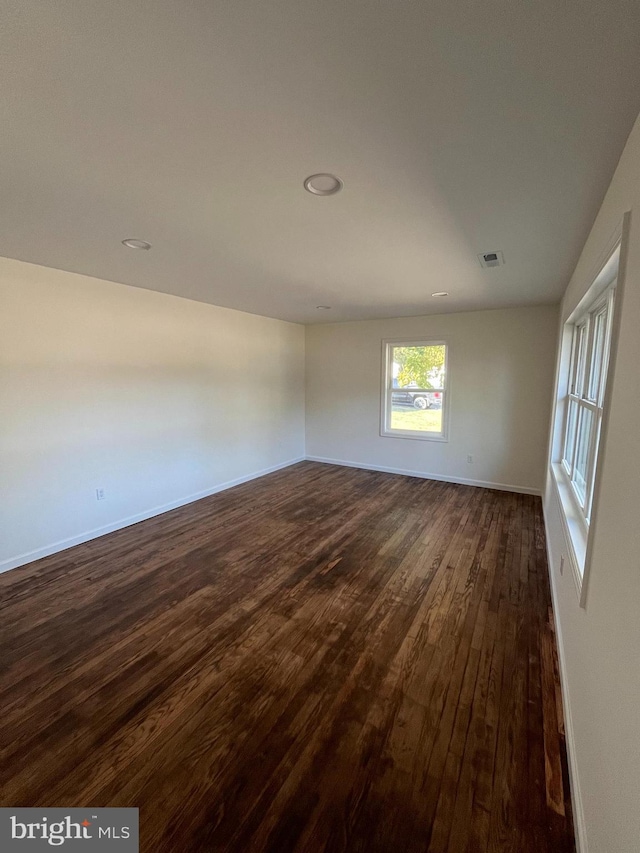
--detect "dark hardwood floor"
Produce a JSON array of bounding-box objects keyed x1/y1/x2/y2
[{"x1": 0, "y1": 462, "x2": 575, "y2": 852}]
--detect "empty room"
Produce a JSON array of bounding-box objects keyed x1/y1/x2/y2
[{"x1": 1, "y1": 2, "x2": 640, "y2": 851}]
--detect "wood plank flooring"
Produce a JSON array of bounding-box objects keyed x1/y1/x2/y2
[{"x1": 0, "y1": 462, "x2": 575, "y2": 852}]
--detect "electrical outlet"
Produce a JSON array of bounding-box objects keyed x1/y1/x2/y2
[
  {"x1": 467, "y1": 454, "x2": 474, "y2": 463},
  {"x1": 560, "y1": 554, "x2": 565, "y2": 575},
  {"x1": 96, "y1": 488, "x2": 106, "y2": 501}
]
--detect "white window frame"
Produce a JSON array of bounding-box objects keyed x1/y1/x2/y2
[
  {"x1": 549, "y1": 224, "x2": 627, "y2": 607},
  {"x1": 560, "y1": 286, "x2": 615, "y2": 526},
  {"x1": 380, "y1": 339, "x2": 449, "y2": 442}
]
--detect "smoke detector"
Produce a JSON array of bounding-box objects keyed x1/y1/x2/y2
[{"x1": 478, "y1": 251, "x2": 504, "y2": 269}]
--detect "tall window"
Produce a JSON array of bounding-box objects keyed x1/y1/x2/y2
[
  {"x1": 381, "y1": 340, "x2": 448, "y2": 440},
  {"x1": 561, "y1": 287, "x2": 615, "y2": 524}
]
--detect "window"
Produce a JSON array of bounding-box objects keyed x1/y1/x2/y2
[
  {"x1": 561, "y1": 287, "x2": 615, "y2": 524},
  {"x1": 381, "y1": 340, "x2": 448, "y2": 440},
  {"x1": 550, "y1": 231, "x2": 624, "y2": 603}
]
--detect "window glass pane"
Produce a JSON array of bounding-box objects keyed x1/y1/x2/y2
[
  {"x1": 563, "y1": 399, "x2": 578, "y2": 472},
  {"x1": 568, "y1": 327, "x2": 580, "y2": 392},
  {"x1": 390, "y1": 344, "x2": 446, "y2": 391},
  {"x1": 588, "y1": 307, "x2": 607, "y2": 402},
  {"x1": 574, "y1": 323, "x2": 587, "y2": 396},
  {"x1": 386, "y1": 343, "x2": 447, "y2": 436},
  {"x1": 572, "y1": 406, "x2": 593, "y2": 506},
  {"x1": 390, "y1": 394, "x2": 444, "y2": 433}
]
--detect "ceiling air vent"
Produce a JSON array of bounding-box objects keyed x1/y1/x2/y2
[{"x1": 478, "y1": 251, "x2": 504, "y2": 269}]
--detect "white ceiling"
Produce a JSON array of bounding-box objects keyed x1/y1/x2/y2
[{"x1": 2, "y1": 0, "x2": 640, "y2": 324}]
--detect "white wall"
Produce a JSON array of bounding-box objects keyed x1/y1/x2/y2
[
  {"x1": 543, "y1": 113, "x2": 640, "y2": 853},
  {"x1": 305, "y1": 305, "x2": 558, "y2": 493},
  {"x1": 0, "y1": 257, "x2": 305, "y2": 570}
]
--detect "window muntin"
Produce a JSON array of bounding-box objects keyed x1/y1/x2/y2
[
  {"x1": 382, "y1": 341, "x2": 448, "y2": 440},
  {"x1": 561, "y1": 287, "x2": 615, "y2": 523}
]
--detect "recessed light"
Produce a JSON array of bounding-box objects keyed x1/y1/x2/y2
[
  {"x1": 122, "y1": 238, "x2": 152, "y2": 250},
  {"x1": 304, "y1": 174, "x2": 343, "y2": 196},
  {"x1": 431, "y1": 291, "x2": 449, "y2": 297},
  {"x1": 316, "y1": 305, "x2": 331, "y2": 310}
]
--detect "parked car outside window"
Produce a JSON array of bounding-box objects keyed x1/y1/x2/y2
[{"x1": 391, "y1": 385, "x2": 442, "y2": 409}]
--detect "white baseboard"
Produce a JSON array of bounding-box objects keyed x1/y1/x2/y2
[
  {"x1": 0, "y1": 457, "x2": 305, "y2": 575},
  {"x1": 305, "y1": 456, "x2": 541, "y2": 496},
  {"x1": 1, "y1": 456, "x2": 540, "y2": 574},
  {"x1": 542, "y1": 497, "x2": 587, "y2": 853}
]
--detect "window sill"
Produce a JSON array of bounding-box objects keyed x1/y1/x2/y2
[
  {"x1": 550, "y1": 462, "x2": 587, "y2": 602},
  {"x1": 381, "y1": 429, "x2": 448, "y2": 442}
]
